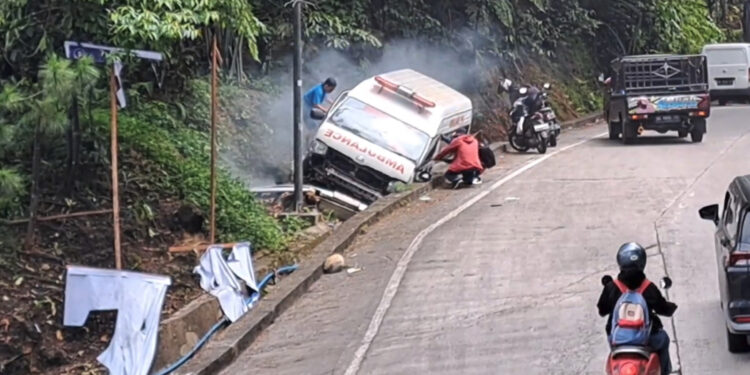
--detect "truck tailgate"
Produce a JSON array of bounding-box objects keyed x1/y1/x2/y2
[{"x1": 627, "y1": 94, "x2": 708, "y2": 115}]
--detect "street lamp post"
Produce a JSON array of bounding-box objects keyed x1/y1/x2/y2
[{"x1": 292, "y1": 0, "x2": 304, "y2": 212}]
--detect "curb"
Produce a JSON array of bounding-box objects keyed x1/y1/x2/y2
[
  {"x1": 172, "y1": 143, "x2": 502, "y2": 375},
  {"x1": 151, "y1": 223, "x2": 332, "y2": 372},
  {"x1": 562, "y1": 111, "x2": 603, "y2": 129}
]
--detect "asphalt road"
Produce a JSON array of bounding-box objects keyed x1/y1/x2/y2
[{"x1": 221, "y1": 107, "x2": 750, "y2": 375}]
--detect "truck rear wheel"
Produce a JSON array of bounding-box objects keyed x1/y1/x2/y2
[
  {"x1": 622, "y1": 121, "x2": 637, "y2": 145},
  {"x1": 608, "y1": 121, "x2": 620, "y2": 140},
  {"x1": 691, "y1": 119, "x2": 706, "y2": 143}
]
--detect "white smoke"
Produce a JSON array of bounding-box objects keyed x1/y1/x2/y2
[{"x1": 224, "y1": 39, "x2": 485, "y2": 188}]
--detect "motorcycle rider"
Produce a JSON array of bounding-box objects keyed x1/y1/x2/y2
[
  {"x1": 597, "y1": 242, "x2": 678, "y2": 375},
  {"x1": 433, "y1": 129, "x2": 484, "y2": 189},
  {"x1": 499, "y1": 79, "x2": 543, "y2": 134}
]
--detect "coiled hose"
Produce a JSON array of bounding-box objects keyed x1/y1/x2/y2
[{"x1": 154, "y1": 264, "x2": 299, "y2": 375}]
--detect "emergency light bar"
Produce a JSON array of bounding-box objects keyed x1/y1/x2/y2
[{"x1": 374, "y1": 76, "x2": 436, "y2": 108}]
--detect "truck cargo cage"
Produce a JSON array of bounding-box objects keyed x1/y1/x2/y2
[{"x1": 614, "y1": 55, "x2": 708, "y2": 94}]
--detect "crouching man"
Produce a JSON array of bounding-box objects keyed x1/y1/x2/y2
[{"x1": 433, "y1": 129, "x2": 484, "y2": 189}]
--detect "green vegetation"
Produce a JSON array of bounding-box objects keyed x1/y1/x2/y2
[
  {"x1": 89, "y1": 98, "x2": 288, "y2": 250},
  {"x1": 0, "y1": 0, "x2": 741, "y2": 252}
]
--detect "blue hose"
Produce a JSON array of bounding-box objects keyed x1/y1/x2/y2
[
  {"x1": 154, "y1": 264, "x2": 299, "y2": 375},
  {"x1": 153, "y1": 317, "x2": 229, "y2": 375}
]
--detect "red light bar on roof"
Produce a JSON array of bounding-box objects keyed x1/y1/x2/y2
[{"x1": 374, "y1": 76, "x2": 436, "y2": 109}]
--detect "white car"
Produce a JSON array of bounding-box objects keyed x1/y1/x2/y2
[{"x1": 703, "y1": 43, "x2": 750, "y2": 105}]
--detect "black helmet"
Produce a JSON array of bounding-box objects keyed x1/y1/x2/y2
[{"x1": 616, "y1": 242, "x2": 647, "y2": 272}]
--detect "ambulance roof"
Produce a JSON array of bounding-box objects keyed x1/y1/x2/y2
[{"x1": 347, "y1": 69, "x2": 472, "y2": 136}]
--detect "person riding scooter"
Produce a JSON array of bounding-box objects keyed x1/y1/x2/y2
[
  {"x1": 433, "y1": 129, "x2": 484, "y2": 189},
  {"x1": 597, "y1": 242, "x2": 678, "y2": 375}
]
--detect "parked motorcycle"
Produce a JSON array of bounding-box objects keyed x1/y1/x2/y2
[
  {"x1": 602, "y1": 275, "x2": 673, "y2": 375},
  {"x1": 539, "y1": 83, "x2": 561, "y2": 147},
  {"x1": 499, "y1": 79, "x2": 554, "y2": 154}
]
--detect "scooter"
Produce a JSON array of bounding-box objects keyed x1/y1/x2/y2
[
  {"x1": 499, "y1": 79, "x2": 552, "y2": 154},
  {"x1": 539, "y1": 83, "x2": 561, "y2": 147},
  {"x1": 602, "y1": 276, "x2": 673, "y2": 375}
]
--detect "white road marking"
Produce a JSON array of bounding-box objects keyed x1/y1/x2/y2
[{"x1": 343, "y1": 131, "x2": 608, "y2": 375}]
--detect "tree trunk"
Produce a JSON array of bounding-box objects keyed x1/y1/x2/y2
[
  {"x1": 65, "y1": 97, "x2": 80, "y2": 195},
  {"x1": 744, "y1": 0, "x2": 750, "y2": 42},
  {"x1": 25, "y1": 122, "x2": 42, "y2": 250}
]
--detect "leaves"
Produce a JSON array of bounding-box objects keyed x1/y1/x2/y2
[
  {"x1": 652, "y1": 0, "x2": 724, "y2": 53},
  {"x1": 107, "y1": 0, "x2": 265, "y2": 60}
]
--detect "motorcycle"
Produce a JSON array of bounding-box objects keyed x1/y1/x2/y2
[
  {"x1": 499, "y1": 79, "x2": 554, "y2": 154},
  {"x1": 602, "y1": 275, "x2": 673, "y2": 375},
  {"x1": 539, "y1": 83, "x2": 561, "y2": 147}
]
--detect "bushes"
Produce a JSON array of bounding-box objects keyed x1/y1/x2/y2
[{"x1": 91, "y1": 97, "x2": 287, "y2": 251}]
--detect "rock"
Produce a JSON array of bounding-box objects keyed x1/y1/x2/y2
[
  {"x1": 174, "y1": 205, "x2": 204, "y2": 234},
  {"x1": 323, "y1": 254, "x2": 346, "y2": 274},
  {"x1": 40, "y1": 347, "x2": 67, "y2": 366}
]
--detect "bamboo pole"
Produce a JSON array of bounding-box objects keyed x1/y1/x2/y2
[
  {"x1": 168, "y1": 242, "x2": 239, "y2": 253},
  {"x1": 1, "y1": 209, "x2": 112, "y2": 225},
  {"x1": 110, "y1": 68, "x2": 122, "y2": 270},
  {"x1": 209, "y1": 35, "x2": 219, "y2": 244}
]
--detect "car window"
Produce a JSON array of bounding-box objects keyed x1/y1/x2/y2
[
  {"x1": 742, "y1": 211, "x2": 750, "y2": 245},
  {"x1": 707, "y1": 48, "x2": 748, "y2": 64},
  {"x1": 329, "y1": 97, "x2": 431, "y2": 163},
  {"x1": 724, "y1": 193, "x2": 738, "y2": 240}
]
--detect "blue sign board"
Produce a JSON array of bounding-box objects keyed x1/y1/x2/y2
[{"x1": 63, "y1": 41, "x2": 164, "y2": 109}]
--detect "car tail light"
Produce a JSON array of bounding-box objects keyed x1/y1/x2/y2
[
  {"x1": 631, "y1": 114, "x2": 648, "y2": 121},
  {"x1": 689, "y1": 111, "x2": 708, "y2": 117},
  {"x1": 734, "y1": 316, "x2": 750, "y2": 324},
  {"x1": 374, "y1": 76, "x2": 436, "y2": 109},
  {"x1": 726, "y1": 252, "x2": 750, "y2": 267}
]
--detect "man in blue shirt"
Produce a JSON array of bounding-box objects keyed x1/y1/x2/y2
[{"x1": 303, "y1": 77, "x2": 337, "y2": 145}]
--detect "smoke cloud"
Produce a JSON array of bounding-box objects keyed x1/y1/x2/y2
[{"x1": 224, "y1": 39, "x2": 485, "y2": 188}]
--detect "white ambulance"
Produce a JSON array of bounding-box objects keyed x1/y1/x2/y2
[{"x1": 305, "y1": 69, "x2": 473, "y2": 203}]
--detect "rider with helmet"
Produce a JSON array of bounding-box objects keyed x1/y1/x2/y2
[{"x1": 597, "y1": 242, "x2": 678, "y2": 375}]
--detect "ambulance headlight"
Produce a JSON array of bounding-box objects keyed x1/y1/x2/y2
[{"x1": 311, "y1": 140, "x2": 328, "y2": 155}]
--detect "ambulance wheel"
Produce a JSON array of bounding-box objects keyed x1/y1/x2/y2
[{"x1": 727, "y1": 329, "x2": 750, "y2": 353}]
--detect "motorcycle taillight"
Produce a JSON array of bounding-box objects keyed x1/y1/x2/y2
[{"x1": 614, "y1": 361, "x2": 642, "y2": 375}]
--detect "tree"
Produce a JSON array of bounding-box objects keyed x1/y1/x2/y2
[
  {"x1": 16, "y1": 55, "x2": 81, "y2": 248},
  {"x1": 0, "y1": 84, "x2": 25, "y2": 217}
]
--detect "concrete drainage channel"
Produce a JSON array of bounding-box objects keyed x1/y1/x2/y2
[{"x1": 154, "y1": 112, "x2": 602, "y2": 375}]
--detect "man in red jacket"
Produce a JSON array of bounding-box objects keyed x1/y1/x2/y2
[{"x1": 434, "y1": 129, "x2": 484, "y2": 189}]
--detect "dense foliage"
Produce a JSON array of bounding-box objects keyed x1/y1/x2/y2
[{"x1": 0, "y1": 0, "x2": 735, "y2": 251}]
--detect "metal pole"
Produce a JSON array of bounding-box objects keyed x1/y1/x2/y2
[
  {"x1": 210, "y1": 35, "x2": 219, "y2": 243},
  {"x1": 293, "y1": 0, "x2": 304, "y2": 212},
  {"x1": 109, "y1": 67, "x2": 122, "y2": 269}
]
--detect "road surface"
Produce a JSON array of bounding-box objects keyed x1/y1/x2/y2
[{"x1": 222, "y1": 107, "x2": 750, "y2": 374}]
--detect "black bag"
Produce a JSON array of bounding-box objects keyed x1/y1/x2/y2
[{"x1": 479, "y1": 145, "x2": 496, "y2": 169}]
